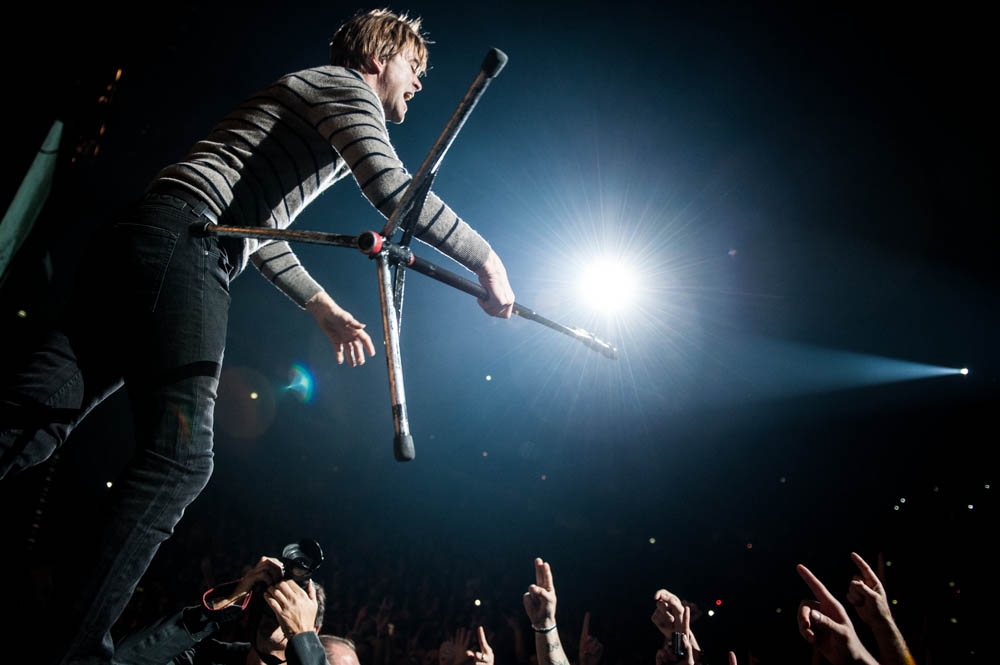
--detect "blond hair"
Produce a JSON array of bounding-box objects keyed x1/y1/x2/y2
[{"x1": 329, "y1": 8, "x2": 429, "y2": 76}]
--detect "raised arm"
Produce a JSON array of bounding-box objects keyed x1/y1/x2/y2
[
  {"x1": 796, "y1": 563, "x2": 879, "y2": 665},
  {"x1": 845, "y1": 552, "x2": 915, "y2": 665},
  {"x1": 466, "y1": 625, "x2": 496, "y2": 665},
  {"x1": 578, "y1": 611, "x2": 604, "y2": 665},
  {"x1": 308, "y1": 70, "x2": 515, "y2": 318},
  {"x1": 523, "y1": 557, "x2": 569, "y2": 665},
  {"x1": 651, "y1": 589, "x2": 701, "y2": 664}
]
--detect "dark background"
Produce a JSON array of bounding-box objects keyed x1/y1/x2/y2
[{"x1": 2, "y1": 2, "x2": 996, "y2": 663}]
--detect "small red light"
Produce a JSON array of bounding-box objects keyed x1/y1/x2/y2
[{"x1": 715, "y1": 599, "x2": 722, "y2": 606}]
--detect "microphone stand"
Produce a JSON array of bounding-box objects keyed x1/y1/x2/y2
[{"x1": 194, "y1": 48, "x2": 618, "y2": 462}]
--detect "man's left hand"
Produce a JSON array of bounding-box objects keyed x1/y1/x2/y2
[{"x1": 475, "y1": 249, "x2": 515, "y2": 319}]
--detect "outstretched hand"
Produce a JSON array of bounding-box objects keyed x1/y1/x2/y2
[
  {"x1": 441, "y1": 627, "x2": 474, "y2": 665},
  {"x1": 305, "y1": 291, "x2": 377, "y2": 366},
  {"x1": 453, "y1": 627, "x2": 474, "y2": 665}
]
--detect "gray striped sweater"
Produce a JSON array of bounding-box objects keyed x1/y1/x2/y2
[{"x1": 147, "y1": 65, "x2": 491, "y2": 307}]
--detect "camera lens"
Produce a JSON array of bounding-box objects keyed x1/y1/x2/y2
[{"x1": 280, "y1": 539, "x2": 324, "y2": 584}]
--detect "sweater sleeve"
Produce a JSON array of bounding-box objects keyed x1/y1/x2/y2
[
  {"x1": 248, "y1": 240, "x2": 324, "y2": 308},
  {"x1": 303, "y1": 69, "x2": 493, "y2": 271}
]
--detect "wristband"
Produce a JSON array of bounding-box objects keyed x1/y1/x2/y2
[{"x1": 531, "y1": 623, "x2": 557, "y2": 634}]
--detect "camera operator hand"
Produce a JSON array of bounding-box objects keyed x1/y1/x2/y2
[
  {"x1": 210, "y1": 556, "x2": 285, "y2": 609},
  {"x1": 265, "y1": 578, "x2": 320, "y2": 640}
]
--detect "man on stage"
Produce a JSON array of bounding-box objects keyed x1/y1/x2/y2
[{"x1": 0, "y1": 8, "x2": 514, "y2": 664}]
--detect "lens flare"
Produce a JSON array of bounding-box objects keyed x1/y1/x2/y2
[{"x1": 286, "y1": 363, "x2": 315, "y2": 403}]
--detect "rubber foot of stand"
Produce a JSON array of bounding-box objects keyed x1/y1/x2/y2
[{"x1": 394, "y1": 434, "x2": 415, "y2": 461}]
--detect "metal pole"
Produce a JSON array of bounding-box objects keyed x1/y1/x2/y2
[{"x1": 375, "y1": 252, "x2": 415, "y2": 461}]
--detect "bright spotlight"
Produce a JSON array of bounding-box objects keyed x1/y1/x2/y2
[
  {"x1": 577, "y1": 256, "x2": 639, "y2": 313},
  {"x1": 960, "y1": 368, "x2": 969, "y2": 375}
]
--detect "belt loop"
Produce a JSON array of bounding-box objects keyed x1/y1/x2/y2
[{"x1": 191, "y1": 200, "x2": 219, "y2": 224}]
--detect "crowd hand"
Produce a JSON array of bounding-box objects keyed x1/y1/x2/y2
[
  {"x1": 439, "y1": 638, "x2": 456, "y2": 665},
  {"x1": 408, "y1": 624, "x2": 428, "y2": 653},
  {"x1": 474, "y1": 249, "x2": 515, "y2": 319},
  {"x1": 375, "y1": 596, "x2": 394, "y2": 634},
  {"x1": 264, "y1": 579, "x2": 319, "y2": 640},
  {"x1": 211, "y1": 556, "x2": 284, "y2": 609},
  {"x1": 352, "y1": 604, "x2": 369, "y2": 632},
  {"x1": 504, "y1": 613, "x2": 528, "y2": 664},
  {"x1": 578, "y1": 612, "x2": 604, "y2": 665},
  {"x1": 845, "y1": 552, "x2": 915, "y2": 665},
  {"x1": 523, "y1": 557, "x2": 557, "y2": 629},
  {"x1": 305, "y1": 291, "x2": 377, "y2": 367},
  {"x1": 440, "y1": 628, "x2": 472, "y2": 665},
  {"x1": 653, "y1": 606, "x2": 697, "y2": 665},
  {"x1": 453, "y1": 627, "x2": 474, "y2": 665},
  {"x1": 651, "y1": 590, "x2": 701, "y2": 662},
  {"x1": 651, "y1": 589, "x2": 685, "y2": 638},
  {"x1": 466, "y1": 626, "x2": 495, "y2": 665},
  {"x1": 796, "y1": 564, "x2": 879, "y2": 665},
  {"x1": 845, "y1": 552, "x2": 893, "y2": 629}
]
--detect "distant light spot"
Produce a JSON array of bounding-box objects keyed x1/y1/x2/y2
[
  {"x1": 707, "y1": 610, "x2": 715, "y2": 617},
  {"x1": 482, "y1": 451, "x2": 488, "y2": 457},
  {"x1": 250, "y1": 392, "x2": 258, "y2": 400},
  {"x1": 106, "y1": 481, "x2": 113, "y2": 488},
  {"x1": 474, "y1": 599, "x2": 481, "y2": 607},
  {"x1": 540, "y1": 474, "x2": 547, "y2": 481},
  {"x1": 728, "y1": 249, "x2": 737, "y2": 256},
  {"x1": 648, "y1": 537, "x2": 656, "y2": 544},
  {"x1": 899, "y1": 497, "x2": 906, "y2": 503},
  {"x1": 17, "y1": 309, "x2": 28, "y2": 318},
  {"x1": 775, "y1": 607, "x2": 782, "y2": 614},
  {"x1": 746, "y1": 542, "x2": 753, "y2": 549},
  {"x1": 778, "y1": 476, "x2": 786, "y2": 484},
  {"x1": 485, "y1": 375, "x2": 492, "y2": 381}
]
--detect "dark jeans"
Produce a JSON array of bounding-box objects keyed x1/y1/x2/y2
[{"x1": 0, "y1": 193, "x2": 234, "y2": 664}]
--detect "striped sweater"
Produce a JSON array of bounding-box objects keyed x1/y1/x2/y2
[{"x1": 147, "y1": 65, "x2": 491, "y2": 307}]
